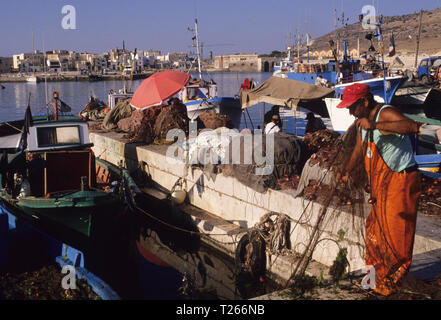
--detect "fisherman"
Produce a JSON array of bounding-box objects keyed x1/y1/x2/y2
[
  {"x1": 264, "y1": 105, "x2": 282, "y2": 128},
  {"x1": 337, "y1": 83, "x2": 423, "y2": 296},
  {"x1": 265, "y1": 114, "x2": 281, "y2": 134},
  {"x1": 305, "y1": 112, "x2": 326, "y2": 134}
]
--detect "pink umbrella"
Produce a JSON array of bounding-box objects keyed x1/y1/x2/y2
[{"x1": 130, "y1": 71, "x2": 191, "y2": 110}]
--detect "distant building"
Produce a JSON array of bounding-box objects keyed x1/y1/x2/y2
[
  {"x1": 13, "y1": 51, "x2": 45, "y2": 72},
  {"x1": 0, "y1": 57, "x2": 13, "y2": 73},
  {"x1": 214, "y1": 54, "x2": 276, "y2": 72}
]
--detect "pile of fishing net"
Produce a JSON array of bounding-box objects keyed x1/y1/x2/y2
[
  {"x1": 118, "y1": 105, "x2": 163, "y2": 144},
  {"x1": 101, "y1": 98, "x2": 133, "y2": 131},
  {"x1": 116, "y1": 101, "x2": 190, "y2": 144},
  {"x1": 302, "y1": 129, "x2": 341, "y2": 153},
  {"x1": 275, "y1": 129, "x2": 341, "y2": 191},
  {"x1": 153, "y1": 104, "x2": 189, "y2": 141},
  {"x1": 419, "y1": 176, "x2": 441, "y2": 216},
  {"x1": 221, "y1": 132, "x2": 310, "y2": 193}
]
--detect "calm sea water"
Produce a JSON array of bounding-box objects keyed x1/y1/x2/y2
[{"x1": 0, "y1": 72, "x2": 329, "y2": 135}]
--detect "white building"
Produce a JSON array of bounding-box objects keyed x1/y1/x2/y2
[{"x1": 13, "y1": 51, "x2": 45, "y2": 72}]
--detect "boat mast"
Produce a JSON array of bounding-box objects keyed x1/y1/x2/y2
[
  {"x1": 122, "y1": 40, "x2": 126, "y2": 93},
  {"x1": 377, "y1": 17, "x2": 389, "y2": 103},
  {"x1": 414, "y1": 10, "x2": 423, "y2": 69},
  {"x1": 43, "y1": 35, "x2": 49, "y2": 117},
  {"x1": 194, "y1": 19, "x2": 202, "y2": 80}
]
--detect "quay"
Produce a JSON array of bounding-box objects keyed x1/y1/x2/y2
[{"x1": 89, "y1": 130, "x2": 441, "y2": 284}]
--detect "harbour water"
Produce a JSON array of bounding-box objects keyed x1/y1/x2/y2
[{"x1": 0, "y1": 72, "x2": 330, "y2": 135}]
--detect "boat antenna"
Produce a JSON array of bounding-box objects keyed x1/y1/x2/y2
[
  {"x1": 27, "y1": 92, "x2": 31, "y2": 109},
  {"x1": 43, "y1": 34, "x2": 49, "y2": 117},
  {"x1": 376, "y1": 17, "x2": 389, "y2": 103},
  {"x1": 129, "y1": 48, "x2": 137, "y2": 93},
  {"x1": 122, "y1": 42, "x2": 126, "y2": 94}
]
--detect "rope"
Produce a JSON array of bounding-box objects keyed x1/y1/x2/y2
[
  {"x1": 133, "y1": 202, "x2": 249, "y2": 244},
  {"x1": 3, "y1": 122, "x2": 23, "y2": 133}
]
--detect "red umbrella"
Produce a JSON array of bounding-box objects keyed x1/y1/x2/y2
[{"x1": 130, "y1": 71, "x2": 191, "y2": 110}]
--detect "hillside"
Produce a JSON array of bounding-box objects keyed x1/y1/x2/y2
[{"x1": 307, "y1": 7, "x2": 441, "y2": 55}]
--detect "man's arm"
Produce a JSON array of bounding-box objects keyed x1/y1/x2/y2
[
  {"x1": 340, "y1": 126, "x2": 364, "y2": 183},
  {"x1": 357, "y1": 108, "x2": 422, "y2": 135}
]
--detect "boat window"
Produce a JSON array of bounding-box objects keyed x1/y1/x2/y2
[
  {"x1": 187, "y1": 87, "x2": 199, "y2": 100},
  {"x1": 37, "y1": 126, "x2": 81, "y2": 147}
]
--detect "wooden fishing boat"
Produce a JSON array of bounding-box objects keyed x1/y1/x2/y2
[{"x1": 0, "y1": 99, "x2": 140, "y2": 248}]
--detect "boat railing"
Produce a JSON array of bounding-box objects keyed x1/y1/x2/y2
[{"x1": 340, "y1": 73, "x2": 374, "y2": 83}]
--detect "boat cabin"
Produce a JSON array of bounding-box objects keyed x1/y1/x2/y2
[
  {"x1": 0, "y1": 114, "x2": 95, "y2": 198},
  {"x1": 178, "y1": 79, "x2": 218, "y2": 104}
]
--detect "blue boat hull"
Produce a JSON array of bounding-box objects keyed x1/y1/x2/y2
[
  {"x1": 287, "y1": 71, "x2": 338, "y2": 85},
  {"x1": 285, "y1": 70, "x2": 406, "y2": 103},
  {"x1": 334, "y1": 76, "x2": 407, "y2": 104}
]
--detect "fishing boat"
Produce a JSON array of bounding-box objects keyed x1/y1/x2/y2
[
  {"x1": 274, "y1": 16, "x2": 407, "y2": 104},
  {"x1": 0, "y1": 95, "x2": 140, "y2": 247},
  {"x1": 180, "y1": 18, "x2": 241, "y2": 126},
  {"x1": 274, "y1": 52, "x2": 406, "y2": 104},
  {"x1": 106, "y1": 76, "x2": 242, "y2": 129},
  {"x1": 176, "y1": 77, "x2": 242, "y2": 127},
  {"x1": 107, "y1": 19, "x2": 242, "y2": 128},
  {"x1": 25, "y1": 74, "x2": 40, "y2": 83}
]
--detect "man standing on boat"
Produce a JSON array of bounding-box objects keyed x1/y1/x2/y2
[
  {"x1": 337, "y1": 83, "x2": 423, "y2": 296},
  {"x1": 265, "y1": 114, "x2": 282, "y2": 134}
]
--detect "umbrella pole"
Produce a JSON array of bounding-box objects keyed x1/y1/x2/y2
[
  {"x1": 263, "y1": 103, "x2": 266, "y2": 128},
  {"x1": 290, "y1": 104, "x2": 297, "y2": 136}
]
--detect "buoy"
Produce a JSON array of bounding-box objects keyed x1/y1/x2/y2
[{"x1": 171, "y1": 189, "x2": 186, "y2": 205}]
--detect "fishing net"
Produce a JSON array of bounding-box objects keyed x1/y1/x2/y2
[
  {"x1": 279, "y1": 124, "x2": 369, "y2": 283},
  {"x1": 101, "y1": 98, "x2": 133, "y2": 131},
  {"x1": 120, "y1": 105, "x2": 163, "y2": 144},
  {"x1": 278, "y1": 123, "x2": 441, "y2": 298},
  {"x1": 197, "y1": 111, "x2": 234, "y2": 130},
  {"x1": 153, "y1": 105, "x2": 190, "y2": 141}
]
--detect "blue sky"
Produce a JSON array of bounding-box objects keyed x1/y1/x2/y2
[{"x1": 1, "y1": 0, "x2": 440, "y2": 57}]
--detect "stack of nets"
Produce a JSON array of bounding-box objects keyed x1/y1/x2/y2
[
  {"x1": 154, "y1": 105, "x2": 189, "y2": 141},
  {"x1": 197, "y1": 111, "x2": 234, "y2": 130},
  {"x1": 101, "y1": 98, "x2": 133, "y2": 131},
  {"x1": 119, "y1": 105, "x2": 163, "y2": 144},
  {"x1": 117, "y1": 102, "x2": 190, "y2": 144}
]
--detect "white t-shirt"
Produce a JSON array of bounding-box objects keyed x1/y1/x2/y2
[{"x1": 265, "y1": 122, "x2": 280, "y2": 134}]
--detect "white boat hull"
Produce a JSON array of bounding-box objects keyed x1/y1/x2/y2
[{"x1": 324, "y1": 98, "x2": 356, "y2": 133}]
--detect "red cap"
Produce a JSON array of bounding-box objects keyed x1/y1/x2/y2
[{"x1": 336, "y1": 83, "x2": 371, "y2": 109}]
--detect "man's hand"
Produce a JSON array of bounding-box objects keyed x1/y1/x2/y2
[
  {"x1": 336, "y1": 171, "x2": 350, "y2": 185},
  {"x1": 357, "y1": 118, "x2": 375, "y2": 130}
]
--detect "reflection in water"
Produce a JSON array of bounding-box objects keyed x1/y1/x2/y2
[
  {"x1": 130, "y1": 192, "x2": 270, "y2": 300},
  {"x1": 83, "y1": 189, "x2": 270, "y2": 300}
]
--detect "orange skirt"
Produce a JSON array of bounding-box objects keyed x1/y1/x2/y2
[{"x1": 364, "y1": 141, "x2": 421, "y2": 296}]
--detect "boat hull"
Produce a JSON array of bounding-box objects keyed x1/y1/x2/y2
[{"x1": 333, "y1": 76, "x2": 407, "y2": 103}]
